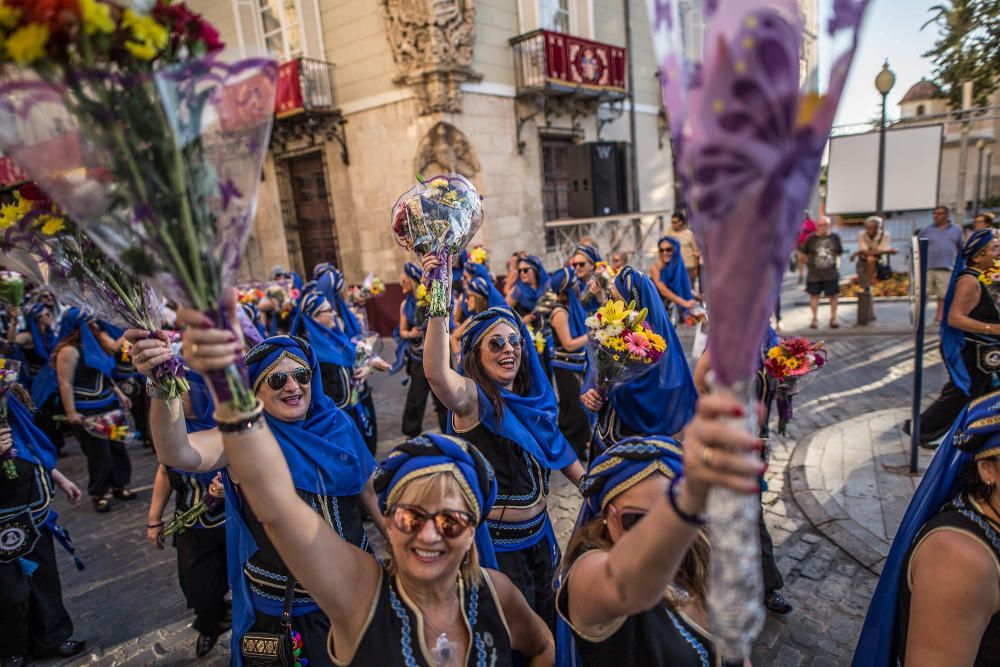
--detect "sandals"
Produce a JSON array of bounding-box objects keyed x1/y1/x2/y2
[
  {"x1": 830, "y1": 320, "x2": 840, "y2": 329},
  {"x1": 112, "y1": 488, "x2": 137, "y2": 501},
  {"x1": 92, "y1": 496, "x2": 111, "y2": 513},
  {"x1": 809, "y1": 319, "x2": 818, "y2": 329}
]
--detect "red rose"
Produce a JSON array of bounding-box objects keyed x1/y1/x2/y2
[{"x1": 197, "y1": 19, "x2": 223, "y2": 52}]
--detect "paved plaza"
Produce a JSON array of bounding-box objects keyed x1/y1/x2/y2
[{"x1": 29, "y1": 280, "x2": 949, "y2": 666}]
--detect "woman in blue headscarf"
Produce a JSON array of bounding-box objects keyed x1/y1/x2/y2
[
  {"x1": 549, "y1": 268, "x2": 592, "y2": 461},
  {"x1": 450, "y1": 275, "x2": 507, "y2": 351},
  {"x1": 293, "y1": 291, "x2": 388, "y2": 455},
  {"x1": 650, "y1": 236, "x2": 698, "y2": 319},
  {"x1": 52, "y1": 308, "x2": 132, "y2": 513},
  {"x1": 555, "y1": 417, "x2": 762, "y2": 667},
  {"x1": 315, "y1": 266, "x2": 362, "y2": 339},
  {"x1": 580, "y1": 267, "x2": 698, "y2": 454},
  {"x1": 505, "y1": 255, "x2": 550, "y2": 318},
  {"x1": 397, "y1": 262, "x2": 448, "y2": 437},
  {"x1": 10, "y1": 302, "x2": 64, "y2": 452},
  {"x1": 0, "y1": 381, "x2": 87, "y2": 665},
  {"x1": 129, "y1": 327, "x2": 383, "y2": 667},
  {"x1": 915, "y1": 229, "x2": 1000, "y2": 445},
  {"x1": 421, "y1": 250, "x2": 584, "y2": 631},
  {"x1": 854, "y1": 389, "x2": 1000, "y2": 666},
  {"x1": 569, "y1": 244, "x2": 606, "y2": 315}
]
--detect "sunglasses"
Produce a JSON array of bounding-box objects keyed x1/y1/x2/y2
[
  {"x1": 518, "y1": 267, "x2": 533, "y2": 274},
  {"x1": 313, "y1": 307, "x2": 334, "y2": 317},
  {"x1": 486, "y1": 333, "x2": 523, "y2": 353},
  {"x1": 571, "y1": 261, "x2": 589, "y2": 269},
  {"x1": 264, "y1": 367, "x2": 313, "y2": 391},
  {"x1": 658, "y1": 247, "x2": 674, "y2": 254},
  {"x1": 391, "y1": 504, "x2": 474, "y2": 539},
  {"x1": 609, "y1": 504, "x2": 646, "y2": 531}
]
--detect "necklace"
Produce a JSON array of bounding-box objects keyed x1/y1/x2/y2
[{"x1": 411, "y1": 592, "x2": 461, "y2": 667}]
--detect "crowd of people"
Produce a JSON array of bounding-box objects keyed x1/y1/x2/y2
[{"x1": 2, "y1": 205, "x2": 1000, "y2": 666}]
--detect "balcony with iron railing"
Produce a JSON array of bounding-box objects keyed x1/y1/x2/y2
[
  {"x1": 510, "y1": 29, "x2": 627, "y2": 100},
  {"x1": 272, "y1": 57, "x2": 348, "y2": 163}
]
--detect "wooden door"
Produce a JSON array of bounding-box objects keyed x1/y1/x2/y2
[{"x1": 288, "y1": 153, "x2": 339, "y2": 274}]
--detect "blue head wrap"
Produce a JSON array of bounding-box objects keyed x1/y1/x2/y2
[
  {"x1": 374, "y1": 433, "x2": 499, "y2": 569},
  {"x1": 467, "y1": 276, "x2": 506, "y2": 309},
  {"x1": 404, "y1": 262, "x2": 423, "y2": 283},
  {"x1": 226, "y1": 335, "x2": 375, "y2": 661},
  {"x1": 657, "y1": 237, "x2": 694, "y2": 310},
  {"x1": 453, "y1": 251, "x2": 469, "y2": 294},
  {"x1": 31, "y1": 307, "x2": 115, "y2": 408},
  {"x1": 512, "y1": 255, "x2": 550, "y2": 312},
  {"x1": 239, "y1": 303, "x2": 265, "y2": 345},
  {"x1": 604, "y1": 267, "x2": 697, "y2": 436},
  {"x1": 313, "y1": 262, "x2": 335, "y2": 281},
  {"x1": 291, "y1": 292, "x2": 356, "y2": 368},
  {"x1": 940, "y1": 228, "x2": 996, "y2": 395},
  {"x1": 183, "y1": 368, "x2": 216, "y2": 433},
  {"x1": 316, "y1": 269, "x2": 361, "y2": 339},
  {"x1": 464, "y1": 262, "x2": 491, "y2": 282},
  {"x1": 457, "y1": 307, "x2": 578, "y2": 470},
  {"x1": 556, "y1": 436, "x2": 684, "y2": 667},
  {"x1": 26, "y1": 302, "x2": 55, "y2": 361},
  {"x1": 549, "y1": 268, "x2": 587, "y2": 338},
  {"x1": 5, "y1": 391, "x2": 57, "y2": 470},
  {"x1": 853, "y1": 389, "x2": 1000, "y2": 666},
  {"x1": 573, "y1": 245, "x2": 601, "y2": 266}
]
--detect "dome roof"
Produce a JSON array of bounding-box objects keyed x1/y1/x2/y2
[{"x1": 900, "y1": 79, "x2": 944, "y2": 104}]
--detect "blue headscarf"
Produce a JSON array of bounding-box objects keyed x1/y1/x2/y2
[
  {"x1": 238, "y1": 303, "x2": 265, "y2": 345},
  {"x1": 316, "y1": 268, "x2": 361, "y2": 338},
  {"x1": 940, "y1": 228, "x2": 996, "y2": 395},
  {"x1": 457, "y1": 307, "x2": 578, "y2": 470},
  {"x1": 313, "y1": 262, "x2": 335, "y2": 281},
  {"x1": 374, "y1": 433, "x2": 499, "y2": 570},
  {"x1": 549, "y1": 268, "x2": 587, "y2": 338},
  {"x1": 389, "y1": 263, "x2": 426, "y2": 376},
  {"x1": 226, "y1": 335, "x2": 375, "y2": 662},
  {"x1": 604, "y1": 267, "x2": 697, "y2": 436},
  {"x1": 572, "y1": 246, "x2": 603, "y2": 315},
  {"x1": 6, "y1": 390, "x2": 57, "y2": 470},
  {"x1": 183, "y1": 369, "x2": 216, "y2": 433},
  {"x1": 467, "y1": 276, "x2": 507, "y2": 309},
  {"x1": 31, "y1": 307, "x2": 115, "y2": 408},
  {"x1": 512, "y1": 255, "x2": 550, "y2": 312},
  {"x1": 556, "y1": 436, "x2": 684, "y2": 667},
  {"x1": 573, "y1": 244, "x2": 601, "y2": 266},
  {"x1": 291, "y1": 292, "x2": 355, "y2": 368},
  {"x1": 657, "y1": 236, "x2": 694, "y2": 310},
  {"x1": 464, "y1": 261, "x2": 491, "y2": 282},
  {"x1": 26, "y1": 302, "x2": 55, "y2": 361},
  {"x1": 853, "y1": 389, "x2": 1000, "y2": 666}
]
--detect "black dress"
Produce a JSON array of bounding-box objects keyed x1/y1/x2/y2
[
  {"x1": 0, "y1": 460, "x2": 74, "y2": 659},
  {"x1": 550, "y1": 305, "x2": 591, "y2": 461},
  {"x1": 895, "y1": 493, "x2": 1000, "y2": 666},
  {"x1": 70, "y1": 358, "x2": 131, "y2": 498},
  {"x1": 319, "y1": 362, "x2": 378, "y2": 455},
  {"x1": 327, "y1": 569, "x2": 514, "y2": 667}
]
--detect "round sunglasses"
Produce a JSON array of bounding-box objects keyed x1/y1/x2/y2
[
  {"x1": 264, "y1": 367, "x2": 313, "y2": 391},
  {"x1": 486, "y1": 333, "x2": 523, "y2": 353},
  {"x1": 390, "y1": 504, "x2": 474, "y2": 539}
]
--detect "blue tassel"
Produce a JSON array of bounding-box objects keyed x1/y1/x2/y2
[
  {"x1": 992, "y1": 373, "x2": 999, "y2": 388},
  {"x1": 18, "y1": 558, "x2": 38, "y2": 577},
  {"x1": 72, "y1": 555, "x2": 85, "y2": 571}
]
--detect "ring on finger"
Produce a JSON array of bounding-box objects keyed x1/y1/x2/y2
[
  {"x1": 191, "y1": 342, "x2": 200, "y2": 356},
  {"x1": 700, "y1": 447, "x2": 715, "y2": 468}
]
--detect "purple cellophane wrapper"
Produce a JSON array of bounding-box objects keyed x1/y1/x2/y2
[{"x1": 646, "y1": 0, "x2": 870, "y2": 658}]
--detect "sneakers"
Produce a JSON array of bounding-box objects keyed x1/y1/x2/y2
[{"x1": 765, "y1": 590, "x2": 793, "y2": 615}]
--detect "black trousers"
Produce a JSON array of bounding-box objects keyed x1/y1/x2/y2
[
  {"x1": 553, "y1": 367, "x2": 590, "y2": 462},
  {"x1": 76, "y1": 428, "x2": 131, "y2": 497},
  {"x1": 495, "y1": 537, "x2": 557, "y2": 633},
  {"x1": 759, "y1": 509, "x2": 783, "y2": 593},
  {"x1": 252, "y1": 608, "x2": 332, "y2": 667},
  {"x1": 920, "y1": 354, "x2": 994, "y2": 442},
  {"x1": 0, "y1": 529, "x2": 74, "y2": 658},
  {"x1": 175, "y1": 526, "x2": 229, "y2": 636},
  {"x1": 33, "y1": 399, "x2": 64, "y2": 453},
  {"x1": 402, "y1": 358, "x2": 446, "y2": 437}
]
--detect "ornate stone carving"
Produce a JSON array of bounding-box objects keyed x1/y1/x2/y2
[
  {"x1": 381, "y1": 0, "x2": 482, "y2": 115},
  {"x1": 416, "y1": 122, "x2": 480, "y2": 176}
]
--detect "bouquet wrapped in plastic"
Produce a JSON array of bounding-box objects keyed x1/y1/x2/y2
[
  {"x1": 978, "y1": 260, "x2": 1000, "y2": 306},
  {"x1": 0, "y1": 270, "x2": 24, "y2": 308},
  {"x1": 584, "y1": 299, "x2": 666, "y2": 396},
  {"x1": 391, "y1": 174, "x2": 484, "y2": 317},
  {"x1": 764, "y1": 337, "x2": 826, "y2": 435},
  {"x1": 350, "y1": 333, "x2": 384, "y2": 405},
  {"x1": 593, "y1": 261, "x2": 619, "y2": 294},
  {"x1": 348, "y1": 273, "x2": 385, "y2": 305},
  {"x1": 58, "y1": 408, "x2": 138, "y2": 443},
  {"x1": 0, "y1": 2, "x2": 276, "y2": 415},
  {"x1": 0, "y1": 183, "x2": 187, "y2": 397},
  {"x1": 0, "y1": 358, "x2": 21, "y2": 479},
  {"x1": 164, "y1": 472, "x2": 224, "y2": 537}
]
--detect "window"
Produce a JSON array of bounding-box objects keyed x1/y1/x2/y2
[
  {"x1": 540, "y1": 0, "x2": 570, "y2": 33},
  {"x1": 257, "y1": 0, "x2": 302, "y2": 60},
  {"x1": 916, "y1": 104, "x2": 926, "y2": 116},
  {"x1": 541, "y1": 137, "x2": 574, "y2": 251}
]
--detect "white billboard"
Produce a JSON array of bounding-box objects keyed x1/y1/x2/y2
[{"x1": 826, "y1": 124, "x2": 943, "y2": 214}]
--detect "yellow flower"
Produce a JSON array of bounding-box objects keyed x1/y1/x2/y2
[
  {"x1": 604, "y1": 336, "x2": 626, "y2": 352},
  {"x1": 0, "y1": 2, "x2": 21, "y2": 29},
  {"x1": 647, "y1": 332, "x2": 666, "y2": 353},
  {"x1": 125, "y1": 40, "x2": 157, "y2": 60},
  {"x1": 6, "y1": 23, "x2": 49, "y2": 65},
  {"x1": 38, "y1": 215, "x2": 65, "y2": 235},
  {"x1": 122, "y1": 9, "x2": 168, "y2": 61},
  {"x1": 767, "y1": 346, "x2": 782, "y2": 359},
  {"x1": 80, "y1": 0, "x2": 116, "y2": 35},
  {"x1": 0, "y1": 359, "x2": 6, "y2": 370},
  {"x1": 0, "y1": 202, "x2": 19, "y2": 230},
  {"x1": 785, "y1": 357, "x2": 802, "y2": 370},
  {"x1": 597, "y1": 299, "x2": 628, "y2": 327},
  {"x1": 428, "y1": 178, "x2": 449, "y2": 189}
]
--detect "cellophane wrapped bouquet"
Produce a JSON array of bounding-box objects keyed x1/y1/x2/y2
[
  {"x1": 584, "y1": 299, "x2": 666, "y2": 397},
  {"x1": 978, "y1": 260, "x2": 1000, "y2": 306},
  {"x1": 764, "y1": 337, "x2": 826, "y2": 435},
  {"x1": 0, "y1": 358, "x2": 21, "y2": 479},
  {"x1": 0, "y1": 270, "x2": 24, "y2": 309},
  {"x1": 1, "y1": 182, "x2": 188, "y2": 397},
  {"x1": 350, "y1": 333, "x2": 383, "y2": 404},
  {"x1": 593, "y1": 260, "x2": 619, "y2": 294},
  {"x1": 391, "y1": 174, "x2": 484, "y2": 317},
  {"x1": 0, "y1": 1, "x2": 276, "y2": 415},
  {"x1": 62, "y1": 408, "x2": 138, "y2": 443}
]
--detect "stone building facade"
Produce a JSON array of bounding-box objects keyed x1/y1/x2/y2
[{"x1": 189, "y1": 0, "x2": 819, "y2": 282}]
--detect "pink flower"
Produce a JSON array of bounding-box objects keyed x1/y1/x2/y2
[{"x1": 624, "y1": 331, "x2": 651, "y2": 358}]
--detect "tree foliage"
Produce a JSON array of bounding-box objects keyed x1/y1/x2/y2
[{"x1": 923, "y1": 0, "x2": 1000, "y2": 108}]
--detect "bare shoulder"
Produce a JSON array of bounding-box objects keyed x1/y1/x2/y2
[{"x1": 913, "y1": 528, "x2": 999, "y2": 588}]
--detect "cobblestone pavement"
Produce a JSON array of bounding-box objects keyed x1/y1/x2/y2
[{"x1": 33, "y1": 328, "x2": 945, "y2": 666}]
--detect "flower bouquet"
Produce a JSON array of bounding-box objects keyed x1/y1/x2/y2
[
  {"x1": 526, "y1": 323, "x2": 546, "y2": 355},
  {"x1": 978, "y1": 260, "x2": 1000, "y2": 307},
  {"x1": 58, "y1": 408, "x2": 138, "y2": 443},
  {"x1": 0, "y1": 270, "x2": 24, "y2": 308},
  {"x1": 0, "y1": 183, "x2": 188, "y2": 397},
  {"x1": 0, "y1": 1, "x2": 276, "y2": 416},
  {"x1": 391, "y1": 174, "x2": 484, "y2": 317},
  {"x1": 593, "y1": 261, "x2": 619, "y2": 294},
  {"x1": 164, "y1": 472, "x2": 223, "y2": 537},
  {"x1": 469, "y1": 245, "x2": 489, "y2": 266},
  {"x1": 347, "y1": 273, "x2": 386, "y2": 306},
  {"x1": 350, "y1": 332, "x2": 384, "y2": 405},
  {"x1": 584, "y1": 299, "x2": 666, "y2": 397},
  {"x1": 0, "y1": 358, "x2": 22, "y2": 479},
  {"x1": 764, "y1": 337, "x2": 826, "y2": 436}
]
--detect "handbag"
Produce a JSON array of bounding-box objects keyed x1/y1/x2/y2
[
  {"x1": 0, "y1": 510, "x2": 40, "y2": 564},
  {"x1": 874, "y1": 232, "x2": 892, "y2": 281},
  {"x1": 240, "y1": 576, "x2": 297, "y2": 666}
]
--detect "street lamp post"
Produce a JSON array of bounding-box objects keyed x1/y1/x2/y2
[
  {"x1": 975, "y1": 138, "x2": 987, "y2": 216},
  {"x1": 874, "y1": 60, "x2": 895, "y2": 218},
  {"x1": 988, "y1": 149, "x2": 994, "y2": 206}
]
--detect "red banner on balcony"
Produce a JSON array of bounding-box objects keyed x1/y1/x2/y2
[
  {"x1": 219, "y1": 70, "x2": 278, "y2": 134},
  {"x1": 275, "y1": 60, "x2": 304, "y2": 119},
  {"x1": 543, "y1": 31, "x2": 626, "y2": 93},
  {"x1": 0, "y1": 155, "x2": 29, "y2": 187}
]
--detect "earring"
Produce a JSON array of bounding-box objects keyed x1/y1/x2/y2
[{"x1": 462, "y1": 550, "x2": 471, "y2": 567}]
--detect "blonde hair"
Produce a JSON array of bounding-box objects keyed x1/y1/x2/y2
[{"x1": 384, "y1": 472, "x2": 483, "y2": 586}]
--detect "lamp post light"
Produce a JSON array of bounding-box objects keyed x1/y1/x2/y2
[{"x1": 874, "y1": 60, "x2": 896, "y2": 218}]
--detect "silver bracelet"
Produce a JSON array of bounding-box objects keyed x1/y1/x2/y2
[{"x1": 145, "y1": 379, "x2": 167, "y2": 400}]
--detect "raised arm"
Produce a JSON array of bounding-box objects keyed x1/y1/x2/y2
[
  {"x1": 419, "y1": 255, "x2": 478, "y2": 417},
  {"x1": 565, "y1": 393, "x2": 762, "y2": 634}
]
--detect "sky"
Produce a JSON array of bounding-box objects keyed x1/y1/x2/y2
[{"x1": 820, "y1": 0, "x2": 941, "y2": 128}]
